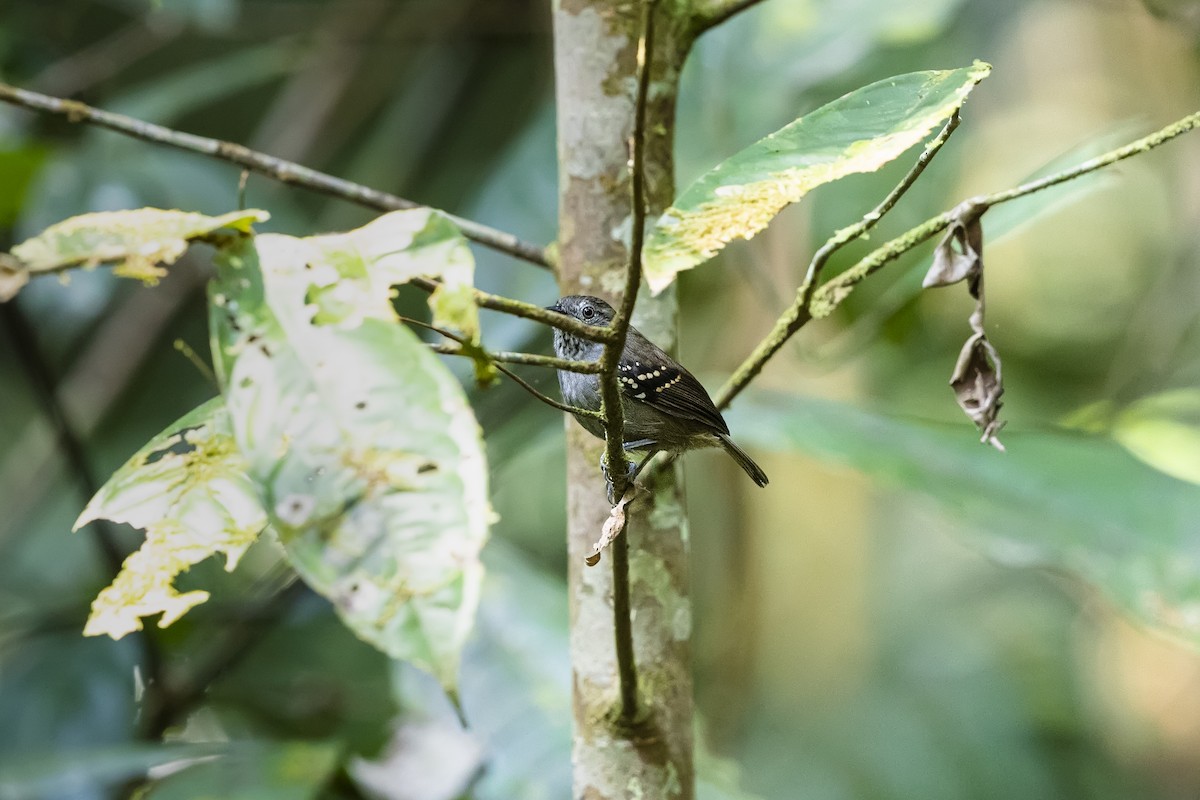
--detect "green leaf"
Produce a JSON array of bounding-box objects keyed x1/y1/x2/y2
[
  {"x1": 0, "y1": 743, "x2": 226, "y2": 799},
  {"x1": 3, "y1": 207, "x2": 269, "y2": 299},
  {"x1": 209, "y1": 210, "x2": 490, "y2": 691},
  {"x1": 300, "y1": 208, "x2": 480, "y2": 341},
  {"x1": 644, "y1": 62, "x2": 991, "y2": 294},
  {"x1": 74, "y1": 397, "x2": 267, "y2": 639},
  {"x1": 731, "y1": 392, "x2": 1200, "y2": 646},
  {"x1": 142, "y1": 741, "x2": 341, "y2": 800},
  {"x1": 1073, "y1": 389, "x2": 1200, "y2": 487}
]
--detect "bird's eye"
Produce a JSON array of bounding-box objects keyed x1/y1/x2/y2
[{"x1": 581, "y1": 304, "x2": 596, "y2": 320}]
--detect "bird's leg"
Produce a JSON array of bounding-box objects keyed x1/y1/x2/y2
[{"x1": 599, "y1": 440, "x2": 655, "y2": 504}]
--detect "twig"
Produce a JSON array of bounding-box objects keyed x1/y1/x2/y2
[
  {"x1": 598, "y1": 0, "x2": 658, "y2": 726},
  {"x1": 404, "y1": 276, "x2": 616, "y2": 344},
  {"x1": 0, "y1": 81, "x2": 553, "y2": 270},
  {"x1": 429, "y1": 342, "x2": 601, "y2": 373},
  {"x1": 0, "y1": 302, "x2": 167, "y2": 726},
  {"x1": 799, "y1": 112, "x2": 961, "y2": 307},
  {"x1": 692, "y1": 0, "x2": 769, "y2": 35},
  {"x1": 471, "y1": 286, "x2": 618, "y2": 342},
  {"x1": 143, "y1": 579, "x2": 307, "y2": 737},
  {"x1": 716, "y1": 108, "x2": 1200, "y2": 410},
  {"x1": 405, "y1": 317, "x2": 604, "y2": 419},
  {"x1": 714, "y1": 112, "x2": 961, "y2": 409}
]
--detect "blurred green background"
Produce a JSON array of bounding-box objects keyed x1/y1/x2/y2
[{"x1": 2, "y1": 0, "x2": 1200, "y2": 798}]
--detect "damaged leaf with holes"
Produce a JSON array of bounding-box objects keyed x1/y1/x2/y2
[
  {"x1": 642, "y1": 61, "x2": 991, "y2": 294},
  {"x1": 209, "y1": 213, "x2": 490, "y2": 692},
  {"x1": 1, "y1": 208, "x2": 269, "y2": 300},
  {"x1": 301, "y1": 209, "x2": 480, "y2": 341},
  {"x1": 74, "y1": 398, "x2": 268, "y2": 639}
]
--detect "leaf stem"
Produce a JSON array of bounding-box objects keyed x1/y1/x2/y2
[{"x1": 0, "y1": 81, "x2": 553, "y2": 270}]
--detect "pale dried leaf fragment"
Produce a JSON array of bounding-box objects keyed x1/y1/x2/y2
[{"x1": 586, "y1": 486, "x2": 639, "y2": 566}]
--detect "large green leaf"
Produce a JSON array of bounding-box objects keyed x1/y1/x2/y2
[
  {"x1": 142, "y1": 741, "x2": 341, "y2": 800},
  {"x1": 1, "y1": 207, "x2": 268, "y2": 300},
  {"x1": 1070, "y1": 389, "x2": 1200, "y2": 487},
  {"x1": 0, "y1": 743, "x2": 227, "y2": 799},
  {"x1": 730, "y1": 393, "x2": 1200, "y2": 645},
  {"x1": 209, "y1": 209, "x2": 490, "y2": 691},
  {"x1": 644, "y1": 62, "x2": 991, "y2": 294},
  {"x1": 74, "y1": 398, "x2": 267, "y2": 639}
]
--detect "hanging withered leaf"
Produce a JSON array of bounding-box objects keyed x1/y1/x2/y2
[
  {"x1": 923, "y1": 199, "x2": 989, "y2": 293},
  {"x1": 585, "y1": 485, "x2": 640, "y2": 566},
  {"x1": 923, "y1": 199, "x2": 1005, "y2": 450},
  {"x1": 951, "y1": 332, "x2": 1006, "y2": 451}
]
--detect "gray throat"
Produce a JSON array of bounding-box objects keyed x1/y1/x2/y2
[{"x1": 553, "y1": 329, "x2": 605, "y2": 363}]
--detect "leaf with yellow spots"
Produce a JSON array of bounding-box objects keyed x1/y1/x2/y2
[
  {"x1": 643, "y1": 62, "x2": 991, "y2": 294},
  {"x1": 75, "y1": 398, "x2": 268, "y2": 639},
  {"x1": 2, "y1": 207, "x2": 268, "y2": 298},
  {"x1": 209, "y1": 223, "x2": 490, "y2": 693},
  {"x1": 301, "y1": 209, "x2": 481, "y2": 344}
]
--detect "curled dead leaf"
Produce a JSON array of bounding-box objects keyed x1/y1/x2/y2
[
  {"x1": 951, "y1": 332, "x2": 1005, "y2": 451},
  {"x1": 923, "y1": 199, "x2": 988, "y2": 292},
  {"x1": 586, "y1": 486, "x2": 639, "y2": 566}
]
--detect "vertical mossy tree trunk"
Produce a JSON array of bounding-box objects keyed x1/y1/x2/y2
[{"x1": 553, "y1": 2, "x2": 698, "y2": 797}]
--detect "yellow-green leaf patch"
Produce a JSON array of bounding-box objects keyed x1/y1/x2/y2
[
  {"x1": 75, "y1": 398, "x2": 267, "y2": 639},
  {"x1": 4, "y1": 207, "x2": 268, "y2": 295}
]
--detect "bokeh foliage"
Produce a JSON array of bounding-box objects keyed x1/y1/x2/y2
[{"x1": 2, "y1": 0, "x2": 1200, "y2": 798}]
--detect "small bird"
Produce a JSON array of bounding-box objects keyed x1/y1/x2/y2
[{"x1": 546, "y1": 295, "x2": 768, "y2": 488}]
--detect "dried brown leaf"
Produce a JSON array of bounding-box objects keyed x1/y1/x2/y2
[
  {"x1": 923, "y1": 200, "x2": 987, "y2": 292},
  {"x1": 951, "y1": 332, "x2": 1006, "y2": 451},
  {"x1": 585, "y1": 486, "x2": 639, "y2": 566}
]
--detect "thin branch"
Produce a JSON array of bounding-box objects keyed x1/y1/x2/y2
[
  {"x1": 0, "y1": 81, "x2": 553, "y2": 270},
  {"x1": 492, "y1": 362, "x2": 599, "y2": 417},
  {"x1": 429, "y1": 342, "x2": 601, "y2": 373},
  {"x1": 716, "y1": 107, "x2": 1200, "y2": 411},
  {"x1": 714, "y1": 112, "x2": 961, "y2": 409},
  {"x1": 0, "y1": 302, "x2": 167, "y2": 724},
  {"x1": 798, "y1": 111, "x2": 961, "y2": 308},
  {"x1": 404, "y1": 276, "x2": 617, "y2": 344},
  {"x1": 404, "y1": 316, "x2": 605, "y2": 419},
  {"x1": 598, "y1": 0, "x2": 658, "y2": 726},
  {"x1": 691, "y1": 0, "x2": 769, "y2": 36},
  {"x1": 472, "y1": 286, "x2": 618, "y2": 342}
]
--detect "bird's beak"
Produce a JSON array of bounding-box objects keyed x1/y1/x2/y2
[{"x1": 545, "y1": 301, "x2": 564, "y2": 314}]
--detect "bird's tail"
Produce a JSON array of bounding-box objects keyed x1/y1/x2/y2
[{"x1": 716, "y1": 433, "x2": 769, "y2": 487}]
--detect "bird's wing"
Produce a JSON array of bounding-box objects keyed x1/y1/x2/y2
[{"x1": 617, "y1": 329, "x2": 730, "y2": 435}]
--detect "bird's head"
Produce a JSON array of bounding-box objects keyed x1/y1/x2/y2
[
  {"x1": 546, "y1": 295, "x2": 617, "y2": 327},
  {"x1": 545, "y1": 295, "x2": 615, "y2": 361}
]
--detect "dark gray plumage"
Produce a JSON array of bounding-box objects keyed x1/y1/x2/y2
[{"x1": 546, "y1": 295, "x2": 768, "y2": 487}]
